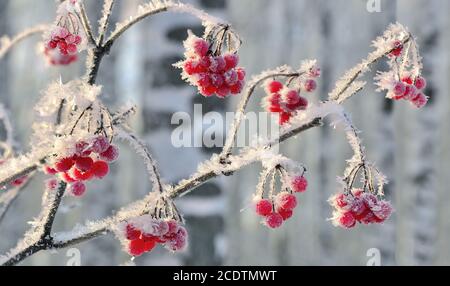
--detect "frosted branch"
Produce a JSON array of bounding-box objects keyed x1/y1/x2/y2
[
  {"x1": 0, "y1": 24, "x2": 49, "y2": 60},
  {"x1": 97, "y1": 0, "x2": 115, "y2": 45}
]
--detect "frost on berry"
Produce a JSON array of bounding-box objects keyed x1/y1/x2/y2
[
  {"x1": 175, "y1": 31, "x2": 245, "y2": 98},
  {"x1": 275, "y1": 192, "x2": 297, "y2": 211},
  {"x1": 265, "y1": 213, "x2": 283, "y2": 228},
  {"x1": 255, "y1": 199, "x2": 273, "y2": 216},
  {"x1": 69, "y1": 181, "x2": 86, "y2": 197},
  {"x1": 100, "y1": 145, "x2": 119, "y2": 162},
  {"x1": 91, "y1": 160, "x2": 109, "y2": 178},
  {"x1": 291, "y1": 176, "x2": 308, "y2": 193},
  {"x1": 43, "y1": 1, "x2": 86, "y2": 65},
  {"x1": 91, "y1": 136, "x2": 110, "y2": 154},
  {"x1": 45, "y1": 178, "x2": 59, "y2": 190}
]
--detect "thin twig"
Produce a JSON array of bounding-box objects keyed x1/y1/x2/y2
[
  {"x1": 0, "y1": 24, "x2": 49, "y2": 60},
  {"x1": 97, "y1": 0, "x2": 115, "y2": 46}
]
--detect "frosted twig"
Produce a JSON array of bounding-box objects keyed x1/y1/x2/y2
[
  {"x1": 97, "y1": 0, "x2": 115, "y2": 45},
  {"x1": 0, "y1": 24, "x2": 49, "y2": 60},
  {"x1": 77, "y1": 2, "x2": 96, "y2": 45}
]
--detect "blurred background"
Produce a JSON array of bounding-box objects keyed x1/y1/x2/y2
[{"x1": 0, "y1": 0, "x2": 449, "y2": 266}]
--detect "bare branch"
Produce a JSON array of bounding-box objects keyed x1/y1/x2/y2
[
  {"x1": 0, "y1": 24, "x2": 48, "y2": 60},
  {"x1": 97, "y1": 0, "x2": 116, "y2": 45},
  {"x1": 77, "y1": 2, "x2": 96, "y2": 46}
]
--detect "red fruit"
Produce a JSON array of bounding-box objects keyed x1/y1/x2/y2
[
  {"x1": 372, "y1": 200, "x2": 393, "y2": 221},
  {"x1": 198, "y1": 56, "x2": 211, "y2": 70},
  {"x1": 389, "y1": 40, "x2": 403, "y2": 57},
  {"x1": 276, "y1": 192, "x2": 297, "y2": 210},
  {"x1": 183, "y1": 60, "x2": 199, "y2": 75},
  {"x1": 223, "y1": 53, "x2": 239, "y2": 70},
  {"x1": 61, "y1": 172, "x2": 76, "y2": 183},
  {"x1": 393, "y1": 81, "x2": 406, "y2": 96},
  {"x1": 229, "y1": 81, "x2": 243, "y2": 94},
  {"x1": 303, "y1": 79, "x2": 317, "y2": 92},
  {"x1": 210, "y1": 56, "x2": 226, "y2": 73},
  {"x1": 265, "y1": 213, "x2": 283, "y2": 228},
  {"x1": 100, "y1": 145, "x2": 119, "y2": 162},
  {"x1": 55, "y1": 157, "x2": 75, "y2": 172},
  {"x1": 91, "y1": 161, "x2": 109, "y2": 178},
  {"x1": 44, "y1": 166, "x2": 58, "y2": 175},
  {"x1": 166, "y1": 220, "x2": 180, "y2": 235},
  {"x1": 339, "y1": 211, "x2": 356, "y2": 228},
  {"x1": 402, "y1": 76, "x2": 413, "y2": 85},
  {"x1": 142, "y1": 233, "x2": 157, "y2": 242},
  {"x1": 216, "y1": 85, "x2": 230, "y2": 98},
  {"x1": 126, "y1": 224, "x2": 142, "y2": 240},
  {"x1": 92, "y1": 136, "x2": 110, "y2": 154},
  {"x1": 197, "y1": 73, "x2": 211, "y2": 87},
  {"x1": 45, "y1": 178, "x2": 59, "y2": 190},
  {"x1": 224, "y1": 70, "x2": 238, "y2": 86},
  {"x1": 11, "y1": 176, "x2": 27, "y2": 187},
  {"x1": 351, "y1": 199, "x2": 370, "y2": 220},
  {"x1": 67, "y1": 44, "x2": 77, "y2": 54},
  {"x1": 411, "y1": 92, "x2": 428, "y2": 108},
  {"x1": 74, "y1": 35, "x2": 82, "y2": 45},
  {"x1": 332, "y1": 193, "x2": 349, "y2": 209},
  {"x1": 167, "y1": 234, "x2": 187, "y2": 252},
  {"x1": 266, "y1": 81, "x2": 283, "y2": 94},
  {"x1": 269, "y1": 105, "x2": 283, "y2": 113},
  {"x1": 285, "y1": 90, "x2": 300, "y2": 105},
  {"x1": 403, "y1": 85, "x2": 417, "y2": 100},
  {"x1": 143, "y1": 239, "x2": 157, "y2": 252},
  {"x1": 70, "y1": 181, "x2": 86, "y2": 197},
  {"x1": 72, "y1": 168, "x2": 94, "y2": 181},
  {"x1": 255, "y1": 199, "x2": 272, "y2": 216},
  {"x1": 236, "y1": 68, "x2": 246, "y2": 81},
  {"x1": 75, "y1": 156, "x2": 94, "y2": 172},
  {"x1": 58, "y1": 41, "x2": 67, "y2": 52},
  {"x1": 414, "y1": 76, "x2": 427, "y2": 90},
  {"x1": 297, "y1": 96, "x2": 308, "y2": 110},
  {"x1": 360, "y1": 211, "x2": 377, "y2": 225},
  {"x1": 193, "y1": 38, "x2": 209, "y2": 57},
  {"x1": 48, "y1": 40, "x2": 57, "y2": 49},
  {"x1": 279, "y1": 112, "x2": 291, "y2": 125},
  {"x1": 277, "y1": 208, "x2": 293, "y2": 221},
  {"x1": 200, "y1": 85, "x2": 217, "y2": 97},
  {"x1": 352, "y1": 189, "x2": 363, "y2": 197},
  {"x1": 210, "y1": 73, "x2": 224, "y2": 88},
  {"x1": 291, "y1": 176, "x2": 308, "y2": 193},
  {"x1": 128, "y1": 238, "x2": 146, "y2": 256}
]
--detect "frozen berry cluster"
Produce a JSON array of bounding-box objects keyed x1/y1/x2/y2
[
  {"x1": 254, "y1": 175, "x2": 308, "y2": 228},
  {"x1": 178, "y1": 33, "x2": 245, "y2": 98},
  {"x1": 124, "y1": 217, "x2": 188, "y2": 257},
  {"x1": 44, "y1": 135, "x2": 119, "y2": 197},
  {"x1": 45, "y1": 27, "x2": 82, "y2": 65},
  {"x1": 389, "y1": 74, "x2": 428, "y2": 108},
  {"x1": 263, "y1": 74, "x2": 318, "y2": 125},
  {"x1": 329, "y1": 189, "x2": 393, "y2": 229}
]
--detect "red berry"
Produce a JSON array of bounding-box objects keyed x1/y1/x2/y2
[
  {"x1": 210, "y1": 56, "x2": 226, "y2": 73},
  {"x1": 351, "y1": 199, "x2": 370, "y2": 220},
  {"x1": 210, "y1": 73, "x2": 224, "y2": 88},
  {"x1": 55, "y1": 157, "x2": 75, "y2": 172},
  {"x1": 402, "y1": 76, "x2": 413, "y2": 85},
  {"x1": 216, "y1": 85, "x2": 230, "y2": 98},
  {"x1": 11, "y1": 176, "x2": 27, "y2": 187},
  {"x1": 70, "y1": 181, "x2": 86, "y2": 197},
  {"x1": 372, "y1": 200, "x2": 393, "y2": 221},
  {"x1": 338, "y1": 211, "x2": 356, "y2": 228},
  {"x1": 75, "y1": 156, "x2": 94, "y2": 172},
  {"x1": 91, "y1": 161, "x2": 109, "y2": 178},
  {"x1": 224, "y1": 53, "x2": 239, "y2": 70},
  {"x1": 92, "y1": 136, "x2": 110, "y2": 154},
  {"x1": 166, "y1": 220, "x2": 180, "y2": 235},
  {"x1": 74, "y1": 35, "x2": 82, "y2": 45},
  {"x1": 100, "y1": 145, "x2": 119, "y2": 162},
  {"x1": 183, "y1": 60, "x2": 198, "y2": 75},
  {"x1": 279, "y1": 112, "x2": 291, "y2": 125},
  {"x1": 224, "y1": 70, "x2": 238, "y2": 86},
  {"x1": 389, "y1": 40, "x2": 403, "y2": 57},
  {"x1": 197, "y1": 73, "x2": 211, "y2": 87},
  {"x1": 128, "y1": 238, "x2": 146, "y2": 256},
  {"x1": 266, "y1": 81, "x2": 283, "y2": 94},
  {"x1": 403, "y1": 85, "x2": 417, "y2": 100},
  {"x1": 44, "y1": 166, "x2": 58, "y2": 175},
  {"x1": 297, "y1": 96, "x2": 308, "y2": 110},
  {"x1": 414, "y1": 76, "x2": 427, "y2": 90},
  {"x1": 276, "y1": 192, "x2": 297, "y2": 210},
  {"x1": 236, "y1": 68, "x2": 246, "y2": 81},
  {"x1": 71, "y1": 168, "x2": 94, "y2": 181},
  {"x1": 303, "y1": 79, "x2": 317, "y2": 92},
  {"x1": 200, "y1": 85, "x2": 217, "y2": 97},
  {"x1": 229, "y1": 81, "x2": 243, "y2": 94},
  {"x1": 291, "y1": 176, "x2": 307, "y2": 193},
  {"x1": 393, "y1": 81, "x2": 406, "y2": 96},
  {"x1": 67, "y1": 44, "x2": 77, "y2": 54},
  {"x1": 167, "y1": 233, "x2": 187, "y2": 252},
  {"x1": 265, "y1": 213, "x2": 283, "y2": 228},
  {"x1": 143, "y1": 239, "x2": 157, "y2": 252},
  {"x1": 332, "y1": 193, "x2": 349, "y2": 209},
  {"x1": 45, "y1": 178, "x2": 59, "y2": 190},
  {"x1": 126, "y1": 224, "x2": 142, "y2": 240},
  {"x1": 411, "y1": 92, "x2": 428, "y2": 108},
  {"x1": 61, "y1": 172, "x2": 76, "y2": 183},
  {"x1": 48, "y1": 40, "x2": 57, "y2": 49},
  {"x1": 192, "y1": 38, "x2": 209, "y2": 57},
  {"x1": 277, "y1": 208, "x2": 293, "y2": 221},
  {"x1": 255, "y1": 199, "x2": 272, "y2": 216},
  {"x1": 285, "y1": 90, "x2": 300, "y2": 105}
]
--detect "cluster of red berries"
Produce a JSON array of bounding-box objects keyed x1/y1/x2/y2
[
  {"x1": 45, "y1": 27, "x2": 82, "y2": 65},
  {"x1": 389, "y1": 74, "x2": 428, "y2": 108},
  {"x1": 254, "y1": 175, "x2": 308, "y2": 228},
  {"x1": 124, "y1": 218, "x2": 188, "y2": 257},
  {"x1": 179, "y1": 34, "x2": 245, "y2": 98},
  {"x1": 329, "y1": 189, "x2": 393, "y2": 229},
  {"x1": 0, "y1": 160, "x2": 27, "y2": 188},
  {"x1": 263, "y1": 76, "x2": 317, "y2": 125},
  {"x1": 44, "y1": 136, "x2": 119, "y2": 197}
]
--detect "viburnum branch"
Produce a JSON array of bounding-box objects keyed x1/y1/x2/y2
[
  {"x1": 0, "y1": 24, "x2": 49, "y2": 60},
  {"x1": 97, "y1": 0, "x2": 115, "y2": 46},
  {"x1": 77, "y1": 2, "x2": 96, "y2": 46},
  {"x1": 0, "y1": 174, "x2": 34, "y2": 225}
]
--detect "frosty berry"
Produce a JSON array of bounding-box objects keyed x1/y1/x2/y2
[
  {"x1": 329, "y1": 189, "x2": 393, "y2": 228},
  {"x1": 43, "y1": 135, "x2": 119, "y2": 197},
  {"x1": 177, "y1": 32, "x2": 245, "y2": 98}
]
